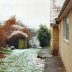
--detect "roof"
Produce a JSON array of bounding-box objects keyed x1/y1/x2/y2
[
  {"x1": 8, "y1": 31, "x2": 28, "y2": 39},
  {"x1": 50, "y1": 23, "x2": 58, "y2": 27},
  {"x1": 57, "y1": 0, "x2": 72, "y2": 21}
]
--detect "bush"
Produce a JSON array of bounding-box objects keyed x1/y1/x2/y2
[{"x1": 37, "y1": 25, "x2": 51, "y2": 47}]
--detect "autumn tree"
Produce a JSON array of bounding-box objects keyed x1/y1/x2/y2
[
  {"x1": 0, "y1": 27, "x2": 7, "y2": 47},
  {"x1": 4, "y1": 16, "x2": 16, "y2": 27},
  {"x1": 22, "y1": 28, "x2": 32, "y2": 39}
]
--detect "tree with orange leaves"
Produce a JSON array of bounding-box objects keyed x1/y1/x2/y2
[
  {"x1": 0, "y1": 27, "x2": 7, "y2": 47},
  {"x1": 22, "y1": 28, "x2": 32, "y2": 39},
  {"x1": 4, "y1": 16, "x2": 16, "y2": 27}
]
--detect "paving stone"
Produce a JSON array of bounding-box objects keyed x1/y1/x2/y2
[{"x1": 38, "y1": 48, "x2": 63, "y2": 72}]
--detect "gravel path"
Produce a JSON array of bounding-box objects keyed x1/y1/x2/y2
[{"x1": 0, "y1": 48, "x2": 45, "y2": 72}]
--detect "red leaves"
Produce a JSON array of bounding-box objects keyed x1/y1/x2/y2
[
  {"x1": 0, "y1": 28, "x2": 7, "y2": 41},
  {"x1": 4, "y1": 16, "x2": 16, "y2": 27},
  {"x1": 22, "y1": 28, "x2": 32, "y2": 38}
]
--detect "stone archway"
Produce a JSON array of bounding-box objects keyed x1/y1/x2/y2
[{"x1": 7, "y1": 31, "x2": 28, "y2": 49}]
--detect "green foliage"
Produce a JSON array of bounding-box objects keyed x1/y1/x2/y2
[
  {"x1": 0, "y1": 48, "x2": 12, "y2": 54},
  {"x1": 37, "y1": 24, "x2": 51, "y2": 47}
]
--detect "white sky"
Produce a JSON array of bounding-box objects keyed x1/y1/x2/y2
[{"x1": 0, "y1": 0, "x2": 50, "y2": 29}]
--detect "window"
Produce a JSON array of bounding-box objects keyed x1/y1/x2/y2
[{"x1": 64, "y1": 17, "x2": 69, "y2": 41}]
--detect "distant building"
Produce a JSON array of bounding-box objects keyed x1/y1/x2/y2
[{"x1": 50, "y1": 0, "x2": 64, "y2": 23}]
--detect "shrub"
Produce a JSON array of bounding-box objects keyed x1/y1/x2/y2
[{"x1": 37, "y1": 25, "x2": 51, "y2": 47}]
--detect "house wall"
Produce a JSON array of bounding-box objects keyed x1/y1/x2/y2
[
  {"x1": 51, "y1": 25, "x2": 59, "y2": 56},
  {"x1": 59, "y1": 10, "x2": 72, "y2": 72}
]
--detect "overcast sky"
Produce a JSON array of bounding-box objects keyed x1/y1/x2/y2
[
  {"x1": 0, "y1": 0, "x2": 65, "y2": 29},
  {"x1": 0, "y1": 0, "x2": 50, "y2": 29}
]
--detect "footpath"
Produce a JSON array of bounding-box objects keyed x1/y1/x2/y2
[{"x1": 38, "y1": 48, "x2": 64, "y2": 72}]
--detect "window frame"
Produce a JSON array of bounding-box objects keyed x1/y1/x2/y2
[{"x1": 63, "y1": 17, "x2": 69, "y2": 43}]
